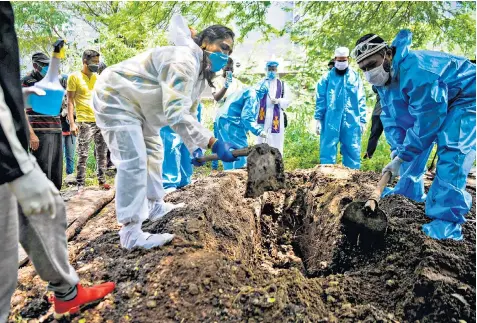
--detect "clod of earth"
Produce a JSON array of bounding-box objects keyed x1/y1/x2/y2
[{"x1": 10, "y1": 166, "x2": 476, "y2": 322}]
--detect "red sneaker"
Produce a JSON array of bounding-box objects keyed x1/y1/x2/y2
[
  {"x1": 52, "y1": 282, "x2": 115, "y2": 319},
  {"x1": 101, "y1": 183, "x2": 111, "y2": 190}
]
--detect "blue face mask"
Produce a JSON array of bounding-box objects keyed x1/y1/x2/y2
[
  {"x1": 39, "y1": 66, "x2": 49, "y2": 77},
  {"x1": 267, "y1": 71, "x2": 276, "y2": 80},
  {"x1": 206, "y1": 51, "x2": 229, "y2": 73}
]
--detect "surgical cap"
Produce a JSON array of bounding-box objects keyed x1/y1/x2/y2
[
  {"x1": 334, "y1": 47, "x2": 349, "y2": 57},
  {"x1": 266, "y1": 61, "x2": 279, "y2": 67}
]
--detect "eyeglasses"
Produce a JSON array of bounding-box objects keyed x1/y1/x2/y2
[{"x1": 351, "y1": 35, "x2": 388, "y2": 63}]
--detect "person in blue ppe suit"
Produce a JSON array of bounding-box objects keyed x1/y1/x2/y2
[
  {"x1": 315, "y1": 47, "x2": 367, "y2": 169},
  {"x1": 211, "y1": 58, "x2": 241, "y2": 170},
  {"x1": 352, "y1": 30, "x2": 476, "y2": 240},
  {"x1": 215, "y1": 82, "x2": 268, "y2": 170},
  {"x1": 255, "y1": 60, "x2": 293, "y2": 155},
  {"x1": 160, "y1": 103, "x2": 203, "y2": 192}
]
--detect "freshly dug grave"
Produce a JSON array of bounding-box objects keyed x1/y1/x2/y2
[{"x1": 9, "y1": 166, "x2": 475, "y2": 322}]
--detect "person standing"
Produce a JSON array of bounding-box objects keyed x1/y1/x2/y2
[
  {"x1": 256, "y1": 60, "x2": 293, "y2": 155},
  {"x1": 0, "y1": 3, "x2": 114, "y2": 321},
  {"x1": 67, "y1": 50, "x2": 110, "y2": 191},
  {"x1": 315, "y1": 47, "x2": 367, "y2": 169},
  {"x1": 21, "y1": 52, "x2": 63, "y2": 189},
  {"x1": 59, "y1": 74, "x2": 77, "y2": 184},
  {"x1": 211, "y1": 57, "x2": 244, "y2": 170},
  {"x1": 363, "y1": 85, "x2": 384, "y2": 159}
]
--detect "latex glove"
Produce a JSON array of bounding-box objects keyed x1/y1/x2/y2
[
  {"x1": 191, "y1": 148, "x2": 205, "y2": 167},
  {"x1": 271, "y1": 98, "x2": 279, "y2": 105},
  {"x1": 360, "y1": 123, "x2": 366, "y2": 134},
  {"x1": 225, "y1": 72, "x2": 233, "y2": 88},
  {"x1": 315, "y1": 120, "x2": 322, "y2": 135},
  {"x1": 8, "y1": 162, "x2": 59, "y2": 218},
  {"x1": 212, "y1": 139, "x2": 239, "y2": 162},
  {"x1": 259, "y1": 131, "x2": 268, "y2": 139},
  {"x1": 390, "y1": 150, "x2": 398, "y2": 160},
  {"x1": 382, "y1": 156, "x2": 403, "y2": 181}
]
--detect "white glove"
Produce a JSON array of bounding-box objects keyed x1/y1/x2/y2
[
  {"x1": 382, "y1": 156, "x2": 403, "y2": 181},
  {"x1": 8, "y1": 162, "x2": 59, "y2": 218},
  {"x1": 315, "y1": 120, "x2": 322, "y2": 135},
  {"x1": 259, "y1": 131, "x2": 268, "y2": 139},
  {"x1": 360, "y1": 122, "x2": 366, "y2": 134},
  {"x1": 271, "y1": 98, "x2": 279, "y2": 105},
  {"x1": 390, "y1": 150, "x2": 398, "y2": 160}
]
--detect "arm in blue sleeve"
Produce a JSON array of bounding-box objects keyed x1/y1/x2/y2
[
  {"x1": 241, "y1": 89, "x2": 263, "y2": 136},
  {"x1": 197, "y1": 102, "x2": 202, "y2": 123},
  {"x1": 357, "y1": 76, "x2": 367, "y2": 124},
  {"x1": 380, "y1": 103, "x2": 406, "y2": 154},
  {"x1": 398, "y1": 79, "x2": 447, "y2": 162},
  {"x1": 314, "y1": 75, "x2": 328, "y2": 120}
]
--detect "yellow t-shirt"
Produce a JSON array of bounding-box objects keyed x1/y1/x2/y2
[{"x1": 66, "y1": 71, "x2": 97, "y2": 122}]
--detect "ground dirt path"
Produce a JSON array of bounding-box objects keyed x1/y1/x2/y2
[{"x1": 9, "y1": 166, "x2": 476, "y2": 323}]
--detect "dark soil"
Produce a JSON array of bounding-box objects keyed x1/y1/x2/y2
[{"x1": 9, "y1": 166, "x2": 476, "y2": 323}]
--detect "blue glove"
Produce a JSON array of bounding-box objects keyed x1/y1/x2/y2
[
  {"x1": 212, "y1": 139, "x2": 238, "y2": 162},
  {"x1": 191, "y1": 148, "x2": 205, "y2": 167},
  {"x1": 422, "y1": 219, "x2": 463, "y2": 241}
]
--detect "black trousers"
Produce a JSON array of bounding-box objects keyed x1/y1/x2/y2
[
  {"x1": 32, "y1": 132, "x2": 63, "y2": 190},
  {"x1": 365, "y1": 115, "x2": 384, "y2": 159}
]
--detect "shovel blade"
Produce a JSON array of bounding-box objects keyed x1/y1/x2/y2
[
  {"x1": 245, "y1": 144, "x2": 285, "y2": 198},
  {"x1": 342, "y1": 201, "x2": 388, "y2": 233}
]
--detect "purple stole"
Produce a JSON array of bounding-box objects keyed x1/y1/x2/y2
[{"x1": 257, "y1": 79, "x2": 282, "y2": 133}]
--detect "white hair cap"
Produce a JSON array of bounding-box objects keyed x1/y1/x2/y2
[{"x1": 335, "y1": 47, "x2": 350, "y2": 57}]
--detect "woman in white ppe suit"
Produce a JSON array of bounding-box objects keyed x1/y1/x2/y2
[{"x1": 93, "y1": 16, "x2": 237, "y2": 249}]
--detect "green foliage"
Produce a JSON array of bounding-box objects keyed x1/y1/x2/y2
[
  {"x1": 12, "y1": 1, "x2": 70, "y2": 60},
  {"x1": 290, "y1": 1, "x2": 476, "y2": 75}
]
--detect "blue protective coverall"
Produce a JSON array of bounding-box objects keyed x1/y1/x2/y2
[
  {"x1": 315, "y1": 67, "x2": 367, "y2": 169},
  {"x1": 160, "y1": 103, "x2": 202, "y2": 190},
  {"x1": 215, "y1": 87, "x2": 263, "y2": 170},
  {"x1": 375, "y1": 29, "x2": 476, "y2": 240}
]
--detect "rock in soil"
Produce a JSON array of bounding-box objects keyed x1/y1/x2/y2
[{"x1": 9, "y1": 166, "x2": 475, "y2": 322}]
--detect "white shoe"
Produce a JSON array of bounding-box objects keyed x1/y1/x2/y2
[
  {"x1": 148, "y1": 199, "x2": 185, "y2": 222},
  {"x1": 119, "y1": 224, "x2": 175, "y2": 249}
]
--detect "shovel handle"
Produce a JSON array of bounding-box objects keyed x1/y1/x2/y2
[
  {"x1": 366, "y1": 171, "x2": 392, "y2": 211},
  {"x1": 196, "y1": 147, "x2": 251, "y2": 163}
]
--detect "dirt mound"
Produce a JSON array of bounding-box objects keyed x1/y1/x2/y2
[{"x1": 9, "y1": 166, "x2": 476, "y2": 322}]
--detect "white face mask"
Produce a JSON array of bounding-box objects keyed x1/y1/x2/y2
[
  {"x1": 334, "y1": 61, "x2": 348, "y2": 70},
  {"x1": 364, "y1": 59, "x2": 390, "y2": 86}
]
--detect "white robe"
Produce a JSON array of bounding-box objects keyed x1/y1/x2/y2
[{"x1": 256, "y1": 78, "x2": 293, "y2": 155}]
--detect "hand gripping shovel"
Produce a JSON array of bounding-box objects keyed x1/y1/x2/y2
[
  {"x1": 342, "y1": 171, "x2": 390, "y2": 233},
  {"x1": 195, "y1": 143, "x2": 286, "y2": 198}
]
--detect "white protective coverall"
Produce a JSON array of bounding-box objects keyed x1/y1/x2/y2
[
  {"x1": 255, "y1": 77, "x2": 293, "y2": 155},
  {"x1": 92, "y1": 16, "x2": 212, "y2": 248}
]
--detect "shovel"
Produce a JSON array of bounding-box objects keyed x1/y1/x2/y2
[
  {"x1": 342, "y1": 171, "x2": 391, "y2": 233},
  {"x1": 196, "y1": 143, "x2": 286, "y2": 198}
]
